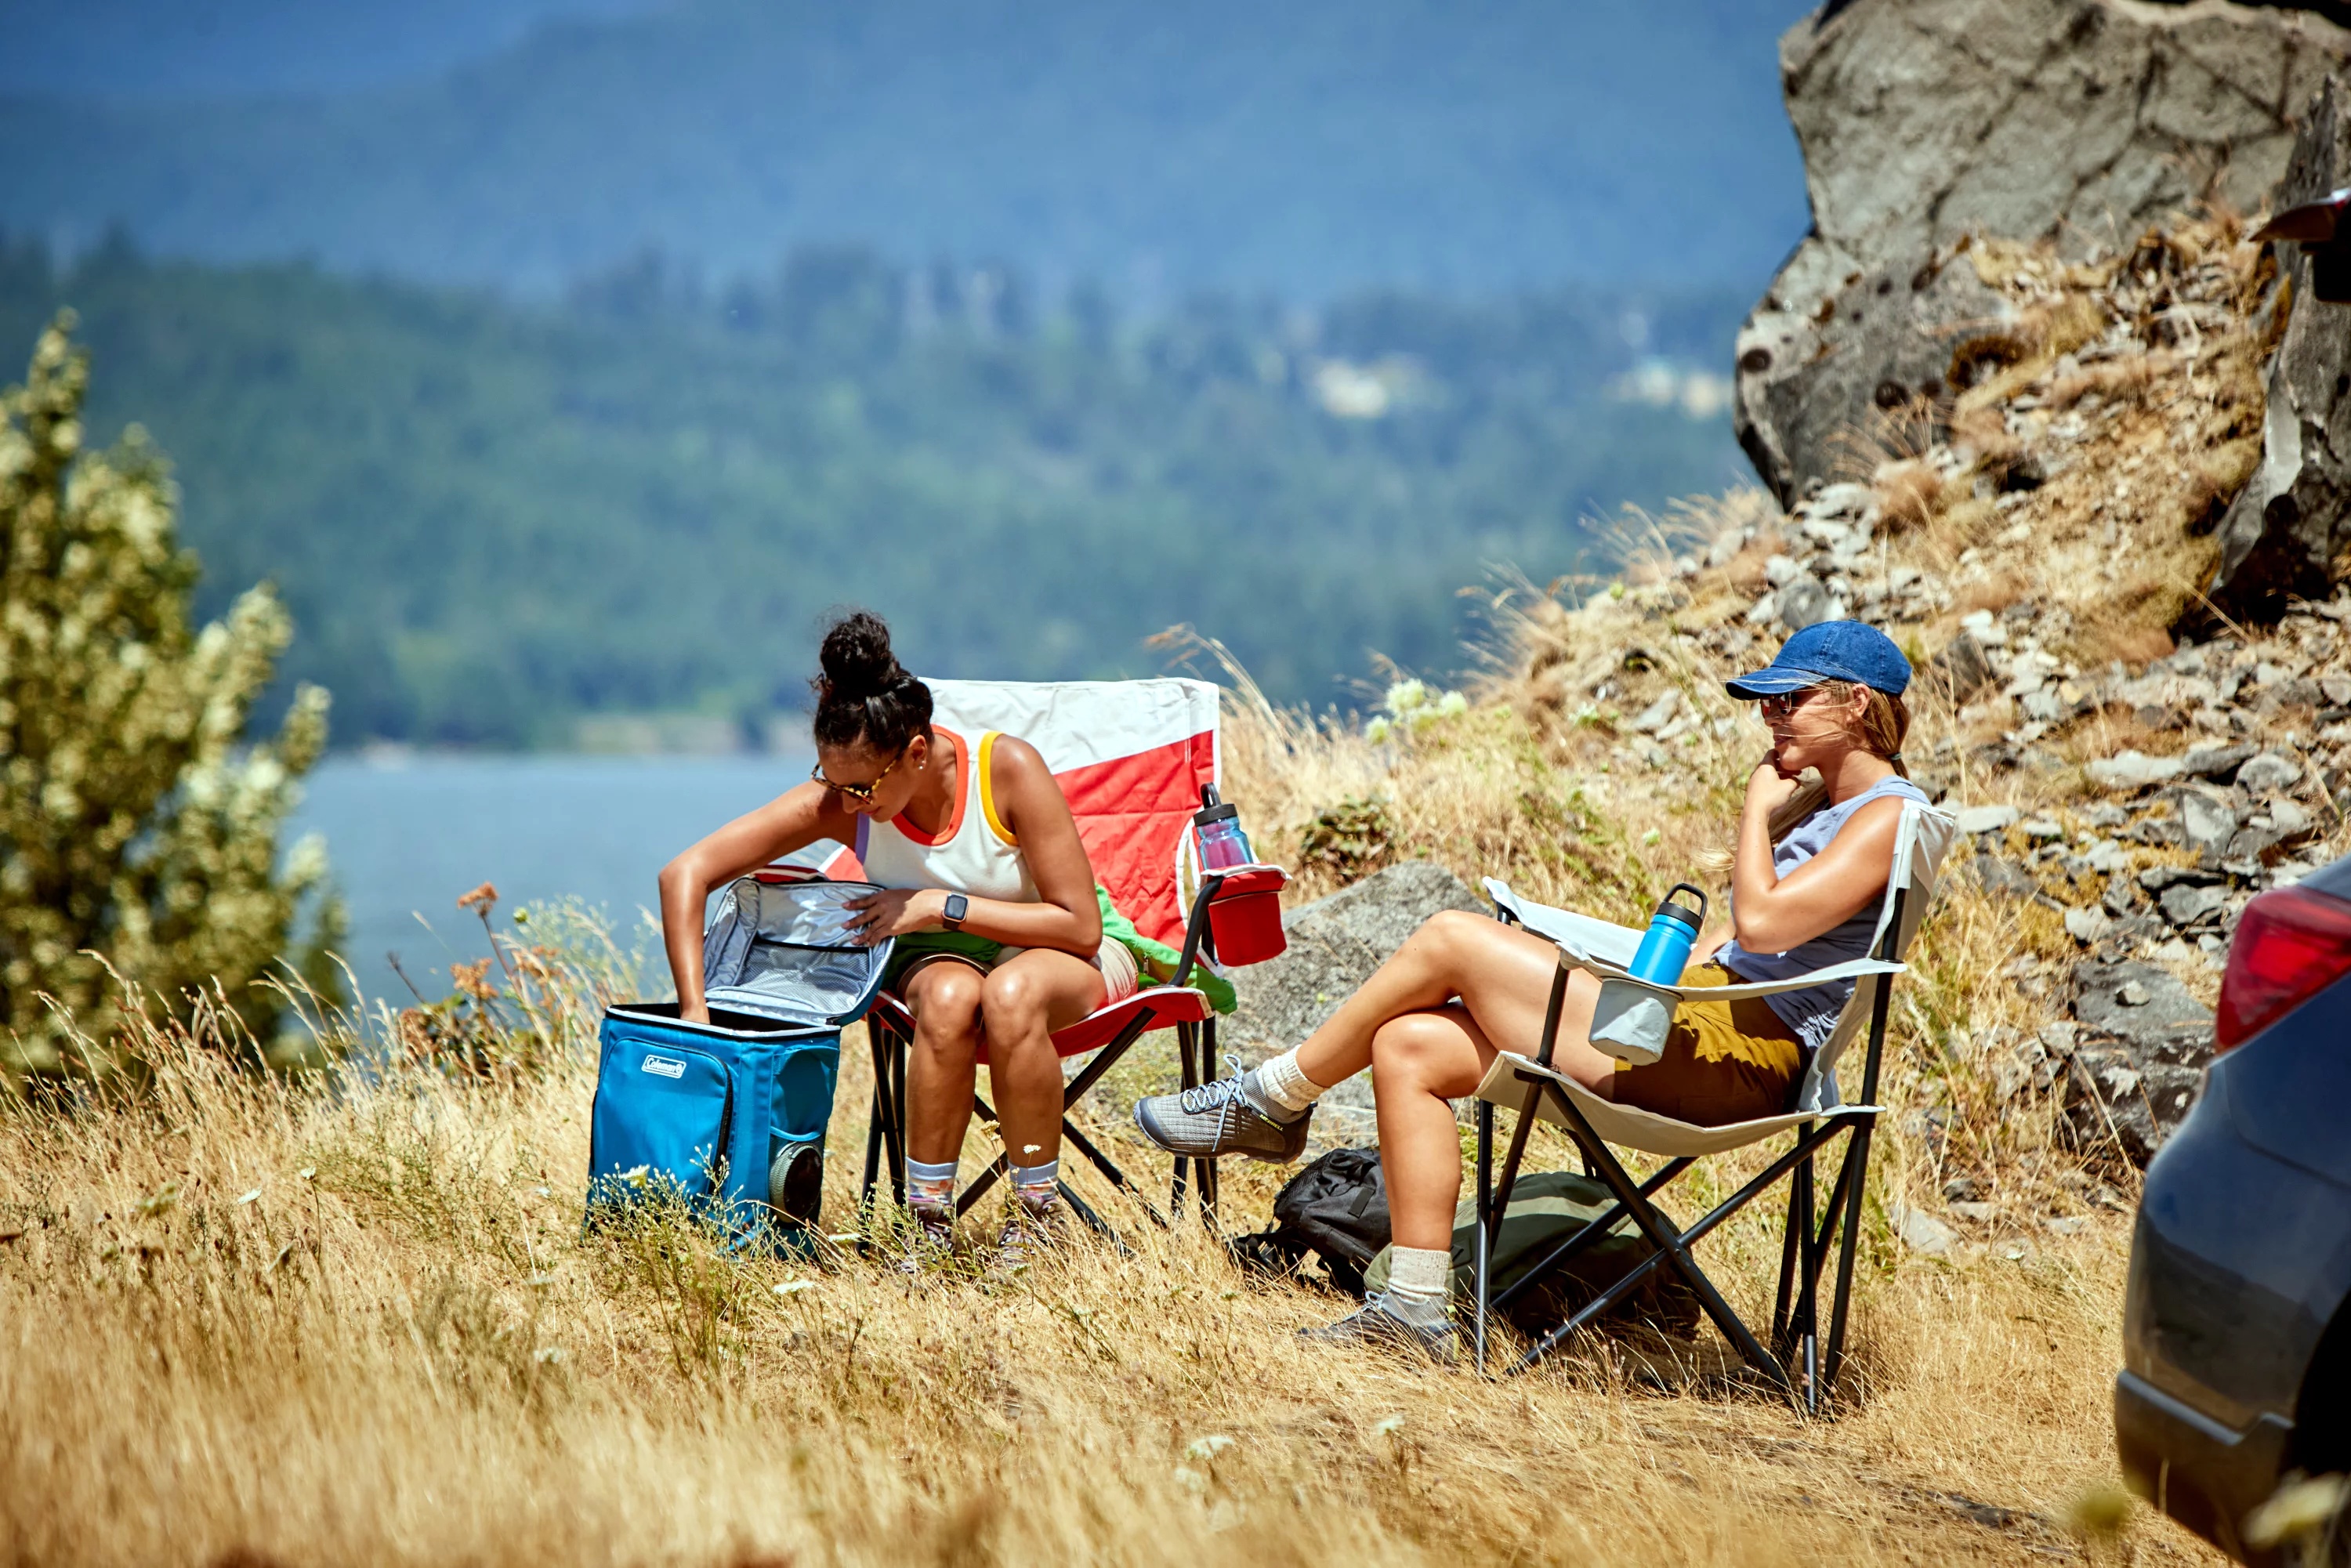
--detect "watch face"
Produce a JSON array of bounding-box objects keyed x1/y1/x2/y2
[{"x1": 944, "y1": 894, "x2": 968, "y2": 927}]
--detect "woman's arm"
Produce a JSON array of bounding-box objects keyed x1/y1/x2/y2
[
  {"x1": 842, "y1": 737, "x2": 1104, "y2": 954},
  {"x1": 661, "y1": 780, "x2": 853, "y2": 1023},
  {"x1": 1729, "y1": 762, "x2": 1905, "y2": 954}
]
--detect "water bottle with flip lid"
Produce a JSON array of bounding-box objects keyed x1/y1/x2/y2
[
  {"x1": 1626, "y1": 883, "x2": 1708, "y2": 987},
  {"x1": 1192, "y1": 784, "x2": 1255, "y2": 870}
]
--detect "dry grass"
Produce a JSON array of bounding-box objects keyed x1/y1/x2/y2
[{"x1": 1, "y1": 983, "x2": 2208, "y2": 1567}]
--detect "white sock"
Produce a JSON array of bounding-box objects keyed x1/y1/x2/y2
[
  {"x1": 1010, "y1": 1159, "x2": 1059, "y2": 1204},
  {"x1": 907, "y1": 1157, "x2": 958, "y2": 1210},
  {"x1": 1382, "y1": 1245, "x2": 1453, "y2": 1327},
  {"x1": 1252, "y1": 1049, "x2": 1328, "y2": 1115}
]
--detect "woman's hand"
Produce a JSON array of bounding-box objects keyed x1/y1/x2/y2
[
  {"x1": 680, "y1": 1000, "x2": 712, "y2": 1027},
  {"x1": 1745, "y1": 755, "x2": 1803, "y2": 814},
  {"x1": 844, "y1": 887, "x2": 947, "y2": 945}
]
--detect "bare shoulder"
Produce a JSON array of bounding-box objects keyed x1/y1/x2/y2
[
  {"x1": 987, "y1": 733, "x2": 1054, "y2": 788},
  {"x1": 1827, "y1": 792, "x2": 1911, "y2": 851}
]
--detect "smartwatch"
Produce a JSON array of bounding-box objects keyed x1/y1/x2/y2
[{"x1": 942, "y1": 893, "x2": 969, "y2": 931}]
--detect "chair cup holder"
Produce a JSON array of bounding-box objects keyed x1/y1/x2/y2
[
  {"x1": 1588, "y1": 976, "x2": 1675, "y2": 1066},
  {"x1": 1207, "y1": 890, "x2": 1286, "y2": 966}
]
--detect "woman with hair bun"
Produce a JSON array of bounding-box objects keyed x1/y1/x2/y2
[{"x1": 658, "y1": 610, "x2": 1132, "y2": 1268}]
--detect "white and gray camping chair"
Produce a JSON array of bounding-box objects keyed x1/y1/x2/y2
[{"x1": 1469, "y1": 800, "x2": 1956, "y2": 1408}]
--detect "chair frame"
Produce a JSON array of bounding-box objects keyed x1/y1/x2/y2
[
  {"x1": 1471, "y1": 883, "x2": 1911, "y2": 1412},
  {"x1": 859, "y1": 869, "x2": 1256, "y2": 1241}
]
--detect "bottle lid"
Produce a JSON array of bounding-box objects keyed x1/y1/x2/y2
[{"x1": 1194, "y1": 782, "x2": 1238, "y2": 825}]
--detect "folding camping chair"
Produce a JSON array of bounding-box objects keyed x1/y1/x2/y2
[
  {"x1": 1469, "y1": 800, "x2": 1955, "y2": 1409},
  {"x1": 841, "y1": 678, "x2": 1288, "y2": 1239}
]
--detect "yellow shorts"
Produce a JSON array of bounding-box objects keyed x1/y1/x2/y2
[{"x1": 1603, "y1": 962, "x2": 1805, "y2": 1125}]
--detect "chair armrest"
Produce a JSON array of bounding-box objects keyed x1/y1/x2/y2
[
  {"x1": 1570, "y1": 950, "x2": 1905, "y2": 1001},
  {"x1": 1484, "y1": 878, "x2": 1643, "y2": 967}
]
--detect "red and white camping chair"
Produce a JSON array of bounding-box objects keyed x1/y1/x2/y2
[{"x1": 820, "y1": 678, "x2": 1288, "y2": 1237}]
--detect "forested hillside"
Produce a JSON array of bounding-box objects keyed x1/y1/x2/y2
[
  {"x1": 0, "y1": 237, "x2": 1746, "y2": 747},
  {"x1": 0, "y1": 0, "x2": 1808, "y2": 297}
]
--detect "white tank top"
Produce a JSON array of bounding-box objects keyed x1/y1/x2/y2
[{"x1": 857, "y1": 727, "x2": 1040, "y2": 904}]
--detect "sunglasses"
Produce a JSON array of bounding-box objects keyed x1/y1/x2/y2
[
  {"x1": 811, "y1": 747, "x2": 906, "y2": 804},
  {"x1": 1759, "y1": 687, "x2": 1827, "y2": 720}
]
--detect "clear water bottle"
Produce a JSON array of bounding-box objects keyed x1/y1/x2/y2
[
  {"x1": 1627, "y1": 883, "x2": 1708, "y2": 986},
  {"x1": 1193, "y1": 785, "x2": 1255, "y2": 870}
]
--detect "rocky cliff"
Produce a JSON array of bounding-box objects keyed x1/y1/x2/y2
[{"x1": 1734, "y1": 0, "x2": 2350, "y2": 512}]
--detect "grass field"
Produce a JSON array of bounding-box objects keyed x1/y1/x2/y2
[{"x1": 0, "y1": 1000, "x2": 2204, "y2": 1568}]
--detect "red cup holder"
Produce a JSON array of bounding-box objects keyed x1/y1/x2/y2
[{"x1": 1206, "y1": 866, "x2": 1288, "y2": 965}]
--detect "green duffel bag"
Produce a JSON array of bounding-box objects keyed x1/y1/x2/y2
[{"x1": 1364, "y1": 1169, "x2": 1701, "y2": 1339}]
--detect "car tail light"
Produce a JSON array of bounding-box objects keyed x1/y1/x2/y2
[{"x1": 2215, "y1": 884, "x2": 2351, "y2": 1051}]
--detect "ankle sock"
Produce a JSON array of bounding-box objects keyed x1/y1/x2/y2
[
  {"x1": 1382, "y1": 1245, "x2": 1453, "y2": 1328},
  {"x1": 1009, "y1": 1158, "x2": 1059, "y2": 1205},
  {"x1": 907, "y1": 1157, "x2": 958, "y2": 1212},
  {"x1": 1247, "y1": 1050, "x2": 1327, "y2": 1121}
]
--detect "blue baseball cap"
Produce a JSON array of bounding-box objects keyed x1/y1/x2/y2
[{"x1": 1726, "y1": 620, "x2": 1912, "y2": 700}]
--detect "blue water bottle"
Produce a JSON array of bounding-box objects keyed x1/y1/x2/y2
[
  {"x1": 1193, "y1": 785, "x2": 1255, "y2": 870},
  {"x1": 1627, "y1": 883, "x2": 1708, "y2": 986}
]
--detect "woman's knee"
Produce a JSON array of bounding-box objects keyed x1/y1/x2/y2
[
  {"x1": 911, "y1": 969, "x2": 984, "y2": 1052},
  {"x1": 1371, "y1": 1012, "x2": 1478, "y2": 1096},
  {"x1": 1404, "y1": 907, "x2": 1485, "y2": 970},
  {"x1": 978, "y1": 965, "x2": 1049, "y2": 1041}
]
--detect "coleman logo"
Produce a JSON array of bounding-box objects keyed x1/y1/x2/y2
[{"x1": 641, "y1": 1056, "x2": 687, "y2": 1078}]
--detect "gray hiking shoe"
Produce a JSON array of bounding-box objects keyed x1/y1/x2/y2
[
  {"x1": 895, "y1": 1200, "x2": 955, "y2": 1275},
  {"x1": 1132, "y1": 1070, "x2": 1312, "y2": 1163},
  {"x1": 1300, "y1": 1295, "x2": 1458, "y2": 1363},
  {"x1": 994, "y1": 1188, "x2": 1068, "y2": 1272}
]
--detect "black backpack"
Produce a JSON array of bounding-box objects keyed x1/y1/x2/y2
[
  {"x1": 1228, "y1": 1146, "x2": 1390, "y2": 1295},
  {"x1": 1231, "y1": 1147, "x2": 1700, "y2": 1338}
]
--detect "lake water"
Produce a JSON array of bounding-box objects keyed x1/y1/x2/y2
[{"x1": 292, "y1": 751, "x2": 811, "y2": 1007}]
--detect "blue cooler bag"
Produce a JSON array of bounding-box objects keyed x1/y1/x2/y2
[{"x1": 589, "y1": 872, "x2": 892, "y2": 1248}]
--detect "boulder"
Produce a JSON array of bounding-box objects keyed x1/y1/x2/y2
[
  {"x1": 1220, "y1": 861, "x2": 1487, "y2": 1119},
  {"x1": 2212, "y1": 76, "x2": 2351, "y2": 621},
  {"x1": 1929, "y1": 631, "x2": 2000, "y2": 707},
  {"x1": 2065, "y1": 959, "x2": 2217, "y2": 1164},
  {"x1": 1735, "y1": 0, "x2": 2351, "y2": 505}
]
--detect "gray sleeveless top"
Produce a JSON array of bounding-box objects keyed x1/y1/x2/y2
[{"x1": 1716, "y1": 775, "x2": 1929, "y2": 1050}]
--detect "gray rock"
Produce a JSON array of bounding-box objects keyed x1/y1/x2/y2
[
  {"x1": 1972, "y1": 852, "x2": 2038, "y2": 900},
  {"x1": 1221, "y1": 862, "x2": 1487, "y2": 1117},
  {"x1": 1626, "y1": 691, "x2": 1681, "y2": 734},
  {"x1": 2180, "y1": 742, "x2": 2256, "y2": 782},
  {"x1": 2138, "y1": 864, "x2": 2224, "y2": 894},
  {"x1": 2088, "y1": 751, "x2": 2184, "y2": 791},
  {"x1": 1929, "y1": 630, "x2": 1999, "y2": 706},
  {"x1": 2158, "y1": 884, "x2": 2230, "y2": 928},
  {"x1": 2211, "y1": 77, "x2": 2351, "y2": 622},
  {"x1": 1777, "y1": 575, "x2": 1837, "y2": 632},
  {"x1": 2066, "y1": 960, "x2": 2216, "y2": 1166},
  {"x1": 1893, "y1": 1202, "x2": 1961, "y2": 1258},
  {"x1": 2155, "y1": 785, "x2": 2240, "y2": 855},
  {"x1": 2064, "y1": 905, "x2": 2114, "y2": 944},
  {"x1": 1954, "y1": 803, "x2": 2020, "y2": 835},
  {"x1": 2237, "y1": 749, "x2": 2305, "y2": 794},
  {"x1": 1735, "y1": 0, "x2": 2350, "y2": 504}
]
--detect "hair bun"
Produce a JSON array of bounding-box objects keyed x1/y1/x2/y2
[{"x1": 817, "y1": 610, "x2": 905, "y2": 701}]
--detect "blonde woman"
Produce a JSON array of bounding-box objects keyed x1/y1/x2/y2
[{"x1": 1132, "y1": 621, "x2": 1928, "y2": 1357}]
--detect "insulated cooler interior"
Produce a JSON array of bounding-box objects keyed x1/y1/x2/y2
[{"x1": 700, "y1": 878, "x2": 888, "y2": 1028}]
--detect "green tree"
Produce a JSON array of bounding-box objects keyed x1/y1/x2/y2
[{"x1": 0, "y1": 313, "x2": 336, "y2": 1078}]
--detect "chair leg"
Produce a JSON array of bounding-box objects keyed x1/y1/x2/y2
[
  {"x1": 1474, "y1": 1100, "x2": 1494, "y2": 1374},
  {"x1": 1199, "y1": 1016, "x2": 1221, "y2": 1229},
  {"x1": 1172, "y1": 1020, "x2": 1199, "y2": 1219},
  {"x1": 1821, "y1": 1121, "x2": 1876, "y2": 1397}
]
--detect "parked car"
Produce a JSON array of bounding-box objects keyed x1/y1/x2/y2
[{"x1": 2117, "y1": 849, "x2": 2351, "y2": 1563}]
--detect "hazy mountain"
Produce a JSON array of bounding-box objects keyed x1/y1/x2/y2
[
  {"x1": 0, "y1": 0, "x2": 1813, "y2": 299},
  {"x1": 0, "y1": 238, "x2": 1748, "y2": 744}
]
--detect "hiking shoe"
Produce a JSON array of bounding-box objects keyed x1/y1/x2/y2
[
  {"x1": 1299, "y1": 1295, "x2": 1458, "y2": 1364},
  {"x1": 995, "y1": 1188, "x2": 1068, "y2": 1272},
  {"x1": 896, "y1": 1200, "x2": 955, "y2": 1275},
  {"x1": 1132, "y1": 1070, "x2": 1313, "y2": 1163}
]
